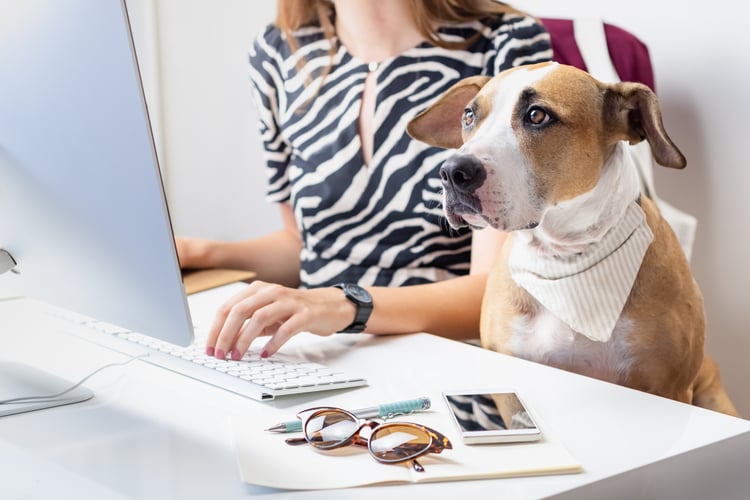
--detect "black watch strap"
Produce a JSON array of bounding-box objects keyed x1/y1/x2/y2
[{"x1": 334, "y1": 283, "x2": 373, "y2": 333}]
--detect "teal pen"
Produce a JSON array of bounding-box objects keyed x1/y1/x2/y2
[{"x1": 264, "y1": 396, "x2": 431, "y2": 433}]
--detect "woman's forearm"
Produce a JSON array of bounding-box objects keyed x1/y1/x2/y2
[
  {"x1": 206, "y1": 233, "x2": 301, "y2": 287},
  {"x1": 365, "y1": 274, "x2": 486, "y2": 340},
  {"x1": 177, "y1": 203, "x2": 301, "y2": 288}
]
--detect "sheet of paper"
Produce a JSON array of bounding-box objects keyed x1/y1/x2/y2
[{"x1": 232, "y1": 408, "x2": 581, "y2": 490}]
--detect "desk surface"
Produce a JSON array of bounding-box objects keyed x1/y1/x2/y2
[{"x1": 1, "y1": 285, "x2": 749, "y2": 500}]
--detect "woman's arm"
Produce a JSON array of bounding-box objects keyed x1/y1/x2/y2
[
  {"x1": 365, "y1": 273, "x2": 486, "y2": 339},
  {"x1": 175, "y1": 203, "x2": 301, "y2": 288},
  {"x1": 204, "y1": 228, "x2": 508, "y2": 360},
  {"x1": 367, "y1": 228, "x2": 507, "y2": 337}
]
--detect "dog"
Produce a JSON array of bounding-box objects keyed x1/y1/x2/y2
[{"x1": 407, "y1": 61, "x2": 739, "y2": 417}]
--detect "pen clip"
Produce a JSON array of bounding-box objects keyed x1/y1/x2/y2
[{"x1": 379, "y1": 396, "x2": 430, "y2": 420}]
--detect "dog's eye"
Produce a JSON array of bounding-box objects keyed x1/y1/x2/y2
[
  {"x1": 526, "y1": 106, "x2": 550, "y2": 126},
  {"x1": 463, "y1": 108, "x2": 475, "y2": 128}
]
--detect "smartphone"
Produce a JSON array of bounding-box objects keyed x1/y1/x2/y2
[{"x1": 442, "y1": 391, "x2": 542, "y2": 445}]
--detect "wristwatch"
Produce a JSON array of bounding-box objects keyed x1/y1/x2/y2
[{"x1": 334, "y1": 283, "x2": 373, "y2": 333}]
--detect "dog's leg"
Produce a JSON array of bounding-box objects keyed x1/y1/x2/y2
[{"x1": 691, "y1": 355, "x2": 740, "y2": 417}]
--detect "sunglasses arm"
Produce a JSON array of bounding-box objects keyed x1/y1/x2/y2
[{"x1": 285, "y1": 437, "x2": 308, "y2": 446}]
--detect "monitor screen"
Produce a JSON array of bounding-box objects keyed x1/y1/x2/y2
[{"x1": 0, "y1": 0, "x2": 194, "y2": 411}]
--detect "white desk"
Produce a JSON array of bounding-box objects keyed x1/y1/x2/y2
[{"x1": 1, "y1": 285, "x2": 749, "y2": 499}]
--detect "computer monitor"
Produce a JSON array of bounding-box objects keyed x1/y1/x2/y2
[{"x1": 0, "y1": 0, "x2": 194, "y2": 414}]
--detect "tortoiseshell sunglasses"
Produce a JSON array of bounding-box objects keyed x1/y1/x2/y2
[{"x1": 285, "y1": 406, "x2": 452, "y2": 472}]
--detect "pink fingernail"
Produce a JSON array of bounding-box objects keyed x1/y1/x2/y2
[
  {"x1": 215, "y1": 349, "x2": 225, "y2": 359},
  {"x1": 206, "y1": 346, "x2": 215, "y2": 356},
  {"x1": 260, "y1": 350, "x2": 269, "y2": 359},
  {"x1": 231, "y1": 349, "x2": 242, "y2": 361}
]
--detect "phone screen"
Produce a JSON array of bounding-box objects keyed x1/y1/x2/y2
[{"x1": 443, "y1": 392, "x2": 540, "y2": 443}]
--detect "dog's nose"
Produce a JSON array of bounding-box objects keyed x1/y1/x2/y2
[{"x1": 440, "y1": 155, "x2": 486, "y2": 193}]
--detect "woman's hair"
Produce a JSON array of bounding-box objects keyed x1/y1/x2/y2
[
  {"x1": 276, "y1": 0, "x2": 523, "y2": 52},
  {"x1": 275, "y1": 0, "x2": 520, "y2": 51},
  {"x1": 273, "y1": 0, "x2": 525, "y2": 104}
]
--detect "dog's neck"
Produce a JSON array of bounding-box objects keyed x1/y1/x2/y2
[
  {"x1": 522, "y1": 142, "x2": 643, "y2": 257},
  {"x1": 509, "y1": 142, "x2": 653, "y2": 342}
]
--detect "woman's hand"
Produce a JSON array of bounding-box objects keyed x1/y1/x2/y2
[{"x1": 205, "y1": 280, "x2": 356, "y2": 359}]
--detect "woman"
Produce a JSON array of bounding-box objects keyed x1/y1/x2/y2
[{"x1": 177, "y1": 0, "x2": 552, "y2": 360}]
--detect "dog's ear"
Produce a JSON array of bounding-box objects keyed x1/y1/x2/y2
[
  {"x1": 604, "y1": 82, "x2": 686, "y2": 169},
  {"x1": 407, "y1": 76, "x2": 491, "y2": 149}
]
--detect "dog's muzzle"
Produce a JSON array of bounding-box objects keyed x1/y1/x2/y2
[{"x1": 439, "y1": 154, "x2": 487, "y2": 228}]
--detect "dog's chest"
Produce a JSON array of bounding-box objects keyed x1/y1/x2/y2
[{"x1": 508, "y1": 309, "x2": 636, "y2": 382}]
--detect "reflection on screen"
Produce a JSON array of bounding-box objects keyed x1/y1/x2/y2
[{"x1": 445, "y1": 393, "x2": 536, "y2": 431}]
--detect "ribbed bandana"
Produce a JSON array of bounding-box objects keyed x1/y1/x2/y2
[{"x1": 509, "y1": 200, "x2": 653, "y2": 342}]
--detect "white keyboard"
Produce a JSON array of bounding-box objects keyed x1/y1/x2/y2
[{"x1": 54, "y1": 310, "x2": 368, "y2": 401}]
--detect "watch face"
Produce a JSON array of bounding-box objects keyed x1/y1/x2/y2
[{"x1": 346, "y1": 284, "x2": 372, "y2": 304}]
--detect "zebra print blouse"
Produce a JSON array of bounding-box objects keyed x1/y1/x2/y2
[{"x1": 248, "y1": 14, "x2": 552, "y2": 288}]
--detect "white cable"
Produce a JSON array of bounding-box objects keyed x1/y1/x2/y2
[{"x1": 0, "y1": 353, "x2": 148, "y2": 405}]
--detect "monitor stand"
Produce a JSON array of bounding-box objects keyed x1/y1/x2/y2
[
  {"x1": 0, "y1": 362, "x2": 94, "y2": 417},
  {"x1": 1, "y1": 252, "x2": 93, "y2": 416},
  {"x1": 0, "y1": 249, "x2": 17, "y2": 275}
]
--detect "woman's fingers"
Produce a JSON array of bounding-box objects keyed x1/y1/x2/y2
[
  {"x1": 205, "y1": 280, "x2": 274, "y2": 356},
  {"x1": 228, "y1": 298, "x2": 296, "y2": 359}
]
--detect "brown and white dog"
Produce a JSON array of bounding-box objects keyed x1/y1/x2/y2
[{"x1": 408, "y1": 61, "x2": 739, "y2": 417}]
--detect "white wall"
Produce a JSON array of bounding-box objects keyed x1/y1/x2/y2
[
  {"x1": 130, "y1": 0, "x2": 749, "y2": 417},
  {"x1": 128, "y1": 0, "x2": 281, "y2": 240}
]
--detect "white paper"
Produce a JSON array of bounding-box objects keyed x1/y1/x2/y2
[{"x1": 232, "y1": 409, "x2": 581, "y2": 490}]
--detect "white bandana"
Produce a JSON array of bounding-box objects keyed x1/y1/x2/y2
[{"x1": 509, "y1": 200, "x2": 654, "y2": 342}]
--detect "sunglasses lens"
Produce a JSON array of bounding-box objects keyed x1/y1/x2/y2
[
  {"x1": 304, "y1": 409, "x2": 359, "y2": 448},
  {"x1": 369, "y1": 424, "x2": 431, "y2": 463}
]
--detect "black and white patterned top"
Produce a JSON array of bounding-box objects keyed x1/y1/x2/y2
[{"x1": 248, "y1": 14, "x2": 551, "y2": 288}]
